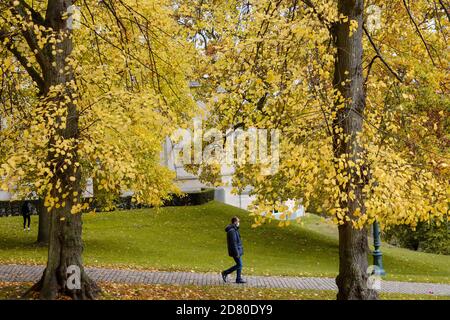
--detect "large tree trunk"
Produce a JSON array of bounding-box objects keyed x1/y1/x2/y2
[
  {"x1": 332, "y1": 0, "x2": 378, "y2": 300},
  {"x1": 336, "y1": 223, "x2": 376, "y2": 299},
  {"x1": 27, "y1": 0, "x2": 99, "y2": 300},
  {"x1": 36, "y1": 199, "x2": 50, "y2": 245},
  {"x1": 38, "y1": 207, "x2": 98, "y2": 299}
]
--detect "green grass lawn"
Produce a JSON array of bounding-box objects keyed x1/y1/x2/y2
[{"x1": 0, "y1": 201, "x2": 449, "y2": 284}]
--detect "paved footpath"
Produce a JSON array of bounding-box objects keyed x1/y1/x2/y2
[{"x1": 0, "y1": 264, "x2": 449, "y2": 296}]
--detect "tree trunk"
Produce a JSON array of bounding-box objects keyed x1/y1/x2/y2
[
  {"x1": 332, "y1": 0, "x2": 378, "y2": 300},
  {"x1": 36, "y1": 199, "x2": 50, "y2": 245},
  {"x1": 27, "y1": 0, "x2": 99, "y2": 300},
  {"x1": 336, "y1": 223, "x2": 376, "y2": 299},
  {"x1": 38, "y1": 206, "x2": 99, "y2": 299}
]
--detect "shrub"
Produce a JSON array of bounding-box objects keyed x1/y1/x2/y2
[
  {"x1": 163, "y1": 188, "x2": 215, "y2": 206},
  {"x1": 383, "y1": 219, "x2": 450, "y2": 255}
]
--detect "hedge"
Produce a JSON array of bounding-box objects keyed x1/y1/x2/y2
[
  {"x1": 163, "y1": 188, "x2": 215, "y2": 207},
  {"x1": 0, "y1": 189, "x2": 216, "y2": 215},
  {"x1": 102, "y1": 188, "x2": 215, "y2": 210},
  {"x1": 0, "y1": 200, "x2": 40, "y2": 217}
]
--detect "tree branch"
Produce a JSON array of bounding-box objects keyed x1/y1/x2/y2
[
  {"x1": 0, "y1": 29, "x2": 45, "y2": 93},
  {"x1": 363, "y1": 25, "x2": 404, "y2": 83},
  {"x1": 364, "y1": 55, "x2": 380, "y2": 84},
  {"x1": 438, "y1": 0, "x2": 450, "y2": 22},
  {"x1": 402, "y1": 0, "x2": 437, "y2": 67},
  {"x1": 300, "y1": 0, "x2": 334, "y2": 33},
  {"x1": 9, "y1": 0, "x2": 51, "y2": 76},
  {"x1": 17, "y1": 0, "x2": 47, "y2": 27}
]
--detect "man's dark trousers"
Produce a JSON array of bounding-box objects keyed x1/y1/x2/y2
[{"x1": 224, "y1": 256, "x2": 243, "y2": 281}]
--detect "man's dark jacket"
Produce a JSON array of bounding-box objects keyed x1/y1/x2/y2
[
  {"x1": 21, "y1": 201, "x2": 31, "y2": 216},
  {"x1": 225, "y1": 224, "x2": 243, "y2": 257}
]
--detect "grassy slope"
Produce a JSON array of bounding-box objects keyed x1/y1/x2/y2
[{"x1": 0, "y1": 201, "x2": 448, "y2": 284}]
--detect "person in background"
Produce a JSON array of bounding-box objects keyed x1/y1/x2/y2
[
  {"x1": 221, "y1": 216, "x2": 246, "y2": 284},
  {"x1": 21, "y1": 200, "x2": 32, "y2": 231}
]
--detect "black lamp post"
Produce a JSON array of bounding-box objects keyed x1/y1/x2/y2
[{"x1": 372, "y1": 220, "x2": 386, "y2": 275}]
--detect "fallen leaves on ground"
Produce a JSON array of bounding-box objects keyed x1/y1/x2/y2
[{"x1": 0, "y1": 282, "x2": 446, "y2": 300}]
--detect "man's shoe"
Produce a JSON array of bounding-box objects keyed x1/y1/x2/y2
[
  {"x1": 221, "y1": 272, "x2": 228, "y2": 283},
  {"x1": 236, "y1": 279, "x2": 247, "y2": 284}
]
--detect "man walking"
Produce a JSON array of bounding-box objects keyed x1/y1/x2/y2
[
  {"x1": 221, "y1": 216, "x2": 246, "y2": 284},
  {"x1": 21, "y1": 200, "x2": 32, "y2": 231}
]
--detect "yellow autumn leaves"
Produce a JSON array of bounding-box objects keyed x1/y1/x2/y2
[
  {"x1": 0, "y1": 0, "x2": 197, "y2": 214},
  {"x1": 179, "y1": 0, "x2": 449, "y2": 230}
]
